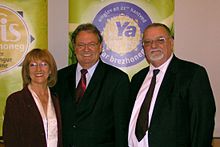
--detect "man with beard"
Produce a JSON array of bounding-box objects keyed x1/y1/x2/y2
[{"x1": 128, "y1": 23, "x2": 215, "y2": 147}]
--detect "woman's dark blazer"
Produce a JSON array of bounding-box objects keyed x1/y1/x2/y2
[{"x1": 3, "y1": 86, "x2": 62, "y2": 147}]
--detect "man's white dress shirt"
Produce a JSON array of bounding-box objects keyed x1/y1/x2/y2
[{"x1": 128, "y1": 54, "x2": 173, "y2": 147}]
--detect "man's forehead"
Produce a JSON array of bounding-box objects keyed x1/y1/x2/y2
[{"x1": 143, "y1": 29, "x2": 168, "y2": 39}]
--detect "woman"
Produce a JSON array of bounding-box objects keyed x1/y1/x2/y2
[{"x1": 3, "y1": 48, "x2": 62, "y2": 147}]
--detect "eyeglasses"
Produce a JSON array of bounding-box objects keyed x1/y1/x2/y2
[
  {"x1": 29, "y1": 62, "x2": 48, "y2": 68},
  {"x1": 75, "y1": 42, "x2": 99, "y2": 49},
  {"x1": 142, "y1": 37, "x2": 169, "y2": 47}
]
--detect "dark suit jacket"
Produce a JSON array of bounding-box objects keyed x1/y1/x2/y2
[
  {"x1": 53, "y1": 60, "x2": 131, "y2": 147},
  {"x1": 3, "y1": 86, "x2": 62, "y2": 147},
  {"x1": 130, "y1": 55, "x2": 216, "y2": 147}
]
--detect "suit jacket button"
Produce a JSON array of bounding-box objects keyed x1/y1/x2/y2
[{"x1": 73, "y1": 125, "x2": 76, "y2": 128}]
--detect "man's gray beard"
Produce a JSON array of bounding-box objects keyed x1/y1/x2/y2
[{"x1": 149, "y1": 48, "x2": 164, "y2": 61}]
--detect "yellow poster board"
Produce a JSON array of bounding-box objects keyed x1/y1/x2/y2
[
  {"x1": 0, "y1": 0, "x2": 48, "y2": 135},
  {"x1": 69, "y1": 0, "x2": 174, "y2": 79}
]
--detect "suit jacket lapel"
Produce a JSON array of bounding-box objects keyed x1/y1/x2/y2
[
  {"x1": 84, "y1": 61, "x2": 104, "y2": 96},
  {"x1": 23, "y1": 86, "x2": 45, "y2": 130},
  {"x1": 150, "y1": 56, "x2": 179, "y2": 124},
  {"x1": 67, "y1": 64, "x2": 77, "y2": 103},
  {"x1": 77, "y1": 61, "x2": 106, "y2": 116}
]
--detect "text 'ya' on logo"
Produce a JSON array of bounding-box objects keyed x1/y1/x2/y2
[
  {"x1": 0, "y1": 5, "x2": 30, "y2": 73},
  {"x1": 93, "y1": 2, "x2": 152, "y2": 67}
]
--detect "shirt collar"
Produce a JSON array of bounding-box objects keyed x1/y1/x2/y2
[{"x1": 77, "y1": 60, "x2": 99, "y2": 76}]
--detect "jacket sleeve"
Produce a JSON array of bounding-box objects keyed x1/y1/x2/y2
[
  {"x1": 113, "y1": 73, "x2": 131, "y2": 147},
  {"x1": 189, "y1": 67, "x2": 216, "y2": 147},
  {"x1": 3, "y1": 95, "x2": 21, "y2": 147}
]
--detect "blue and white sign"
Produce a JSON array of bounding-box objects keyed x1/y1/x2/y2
[{"x1": 93, "y1": 2, "x2": 152, "y2": 67}]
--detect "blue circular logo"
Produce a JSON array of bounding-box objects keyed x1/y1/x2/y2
[{"x1": 93, "y1": 2, "x2": 152, "y2": 67}]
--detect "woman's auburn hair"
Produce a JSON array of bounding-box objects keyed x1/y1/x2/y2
[{"x1": 22, "y1": 48, "x2": 57, "y2": 87}]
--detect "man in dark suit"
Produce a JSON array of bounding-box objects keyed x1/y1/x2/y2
[
  {"x1": 53, "y1": 23, "x2": 131, "y2": 147},
  {"x1": 128, "y1": 23, "x2": 216, "y2": 147}
]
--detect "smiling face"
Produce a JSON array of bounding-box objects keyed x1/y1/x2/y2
[
  {"x1": 29, "y1": 60, "x2": 50, "y2": 86},
  {"x1": 143, "y1": 26, "x2": 174, "y2": 67},
  {"x1": 74, "y1": 31, "x2": 102, "y2": 69}
]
